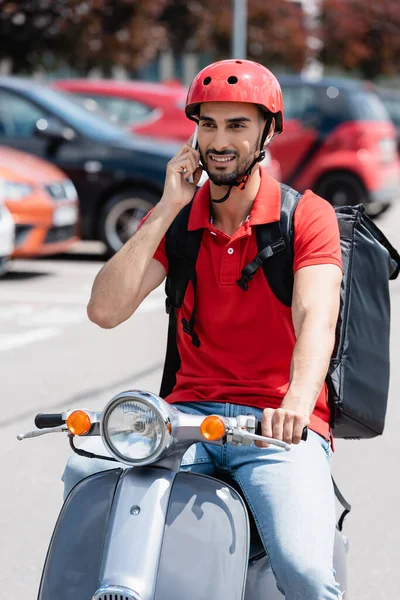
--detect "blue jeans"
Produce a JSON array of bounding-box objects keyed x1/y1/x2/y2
[{"x1": 62, "y1": 401, "x2": 342, "y2": 600}]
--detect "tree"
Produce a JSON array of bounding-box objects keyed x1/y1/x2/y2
[
  {"x1": 0, "y1": 0, "x2": 169, "y2": 74},
  {"x1": 0, "y1": 0, "x2": 308, "y2": 75},
  {"x1": 160, "y1": 0, "x2": 308, "y2": 71},
  {"x1": 321, "y1": 0, "x2": 400, "y2": 80}
]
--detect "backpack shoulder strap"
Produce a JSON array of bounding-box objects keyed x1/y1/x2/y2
[
  {"x1": 255, "y1": 184, "x2": 301, "y2": 306},
  {"x1": 160, "y1": 199, "x2": 203, "y2": 398}
]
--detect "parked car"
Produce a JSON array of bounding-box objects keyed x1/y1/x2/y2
[
  {"x1": 0, "y1": 197, "x2": 15, "y2": 276},
  {"x1": 0, "y1": 146, "x2": 79, "y2": 257},
  {"x1": 271, "y1": 75, "x2": 400, "y2": 215},
  {"x1": 53, "y1": 78, "x2": 282, "y2": 181},
  {"x1": 53, "y1": 79, "x2": 193, "y2": 141},
  {"x1": 0, "y1": 77, "x2": 182, "y2": 254},
  {"x1": 376, "y1": 87, "x2": 400, "y2": 154}
]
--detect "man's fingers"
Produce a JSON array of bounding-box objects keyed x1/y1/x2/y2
[
  {"x1": 168, "y1": 152, "x2": 198, "y2": 178},
  {"x1": 255, "y1": 408, "x2": 274, "y2": 448},
  {"x1": 282, "y1": 413, "x2": 295, "y2": 444},
  {"x1": 292, "y1": 418, "x2": 308, "y2": 445},
  {"x1": 192, "y1": 166, "x2": 204, "y2": 186},
  {"x1": 272, "y1": 408, "x2": 285, "y2": 441}
]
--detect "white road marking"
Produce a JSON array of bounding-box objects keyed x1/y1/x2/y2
[
  {"x1": 0, "y1": 284, "x2": 165, "y2": 351},
  {"x1": 19, "y1": 307, "x2": 85, "y2": 326},
  {"x1": 0, "y1": 305, "x2": 35, "y2": 320},
  {"x1": 0, "y1": 291, "x2": 89, "y2": 305},
  {"x1": 0, "y1": 285, "x2": 165, "y2": 308},
  {"x1": 0, "y1": 328, "x2": 60, "y2": 351}
]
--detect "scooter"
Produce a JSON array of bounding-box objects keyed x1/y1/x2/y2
[{"x1": 18, "y1": 389, "x2": 348, "y2": 600}]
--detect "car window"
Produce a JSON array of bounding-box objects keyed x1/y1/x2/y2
[
  {"x1": 348, "y1": 91, "x2": 390, "y2": 121},
  {"x1": 27, "y1": 86, "x2": 134, "y2": 143},
  {"x1": 0, "y1": 88, "x2": 52, "y2": 137},
  {"x1": 379, "y1": 96, "x2": 400, "y2": 127},
  {"x1": 281, "y1": 85, "x2": 320, "y2": 123},
  {"x1": 74, "y1": 93, "x2": 153, "y2": 124}
]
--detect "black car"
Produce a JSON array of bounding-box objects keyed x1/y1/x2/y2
[{"x1": 0, "y1": 77, "x2": 179, "y2": 254}]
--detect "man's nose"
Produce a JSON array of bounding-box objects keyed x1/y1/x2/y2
[{"x1": 210, "y1": 128, "x2": 231, "y2": 151}]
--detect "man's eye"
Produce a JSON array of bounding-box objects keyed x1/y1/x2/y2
[
  {"x1": 202, "y1": 122, "x2": 215, "y2": 128},
  {"x1": 230, "y1": 123, "x2": 244, "y2": 129}
]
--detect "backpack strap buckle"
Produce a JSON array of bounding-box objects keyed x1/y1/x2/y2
[
  {"x1": 236, "y1": 240, "x2": 287, "y2": 292},
  {"x1": 271, "y1": 239, "x2": 286, "y2": 254},
  {"x1": 181, "y1": 318, "x2": 201, "y2": 347},
  {"x1": 236, "y1": 272, "x2": 253, "y2": 291}
]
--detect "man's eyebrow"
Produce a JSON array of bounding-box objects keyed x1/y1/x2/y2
[{"x1": 199, "y1": 115, "x2": 252, "y2": 123}]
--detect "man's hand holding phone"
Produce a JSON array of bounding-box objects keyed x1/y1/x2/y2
[{"x1": 161, "y1": 127, "x2": 203, "y2": 209}]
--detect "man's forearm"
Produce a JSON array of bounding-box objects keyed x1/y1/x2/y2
[
  {"x1": 283, "y1": 316, "x2": 336, "y2": 416},
  {"x1": 87, "y1": 199, "x2": 180, "y2": 327}
]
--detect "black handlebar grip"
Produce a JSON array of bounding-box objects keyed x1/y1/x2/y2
[{"x1": 35, "y1": 413, "x2": 64, "y2": 429}]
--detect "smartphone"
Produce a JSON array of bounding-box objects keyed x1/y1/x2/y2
[{"x1": 188, "y1": 124, "x2": 199, "y2": 183}]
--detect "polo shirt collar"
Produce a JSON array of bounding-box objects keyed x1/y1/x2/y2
[{"x1": 187, "y1": 167, "x2": 281, "y2": 231}]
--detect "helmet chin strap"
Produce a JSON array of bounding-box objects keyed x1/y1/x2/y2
[{"x1": 211, "y1": 114, "x2": 273, "y2": 204}]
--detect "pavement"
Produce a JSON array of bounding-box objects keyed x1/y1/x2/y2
[{"x1": 1, "y1": 206, "x2": 400, "y2": 598}]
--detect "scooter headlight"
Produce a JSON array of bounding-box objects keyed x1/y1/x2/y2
[{"x1": 100, "y1": 391, "x2": 172, "y2": 466}]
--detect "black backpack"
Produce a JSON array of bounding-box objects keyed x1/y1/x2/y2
[{"x1": 161, "y1": 184, "x2": 400, "y2": 440}]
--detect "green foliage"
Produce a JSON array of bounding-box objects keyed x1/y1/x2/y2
[{"x1": 321, "y1": 0, "x2": 400, "y2": 80}]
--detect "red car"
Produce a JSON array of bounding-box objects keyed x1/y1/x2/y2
[
  {"x1": 273, "y1": 76, "x2": 400, "y2": 215},
  {"x1": 53, "y1": 78, "x2": 282, "y2": 181},
  {"x1": 54, "y1": 79, "x2": 193, "y2": 141}
]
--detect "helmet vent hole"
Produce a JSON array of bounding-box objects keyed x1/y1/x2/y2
[
  {"x1": 227, "y1": 76, "x2": 238, "y2": 84},
  {"x1": 203, "y1": 77, "x2": 212, "y2": 85},
  {"x1": 235, "y1": 60, "x2": 243, "y2": 64}
]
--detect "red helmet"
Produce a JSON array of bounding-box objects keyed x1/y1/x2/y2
[{"x1": 185, "y1": 59, "x2": 284, "y2": 133}]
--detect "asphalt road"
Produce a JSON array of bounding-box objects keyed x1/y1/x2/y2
[{"x1": 1, "y1": 205, "x2": 400, "y2": 599}]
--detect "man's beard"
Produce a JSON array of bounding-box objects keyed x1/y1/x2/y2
[{"x1": 201, "y1": 144, "x2": 259, "y2": 186}]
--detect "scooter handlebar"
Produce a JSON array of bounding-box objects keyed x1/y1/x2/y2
[{"x1": 35, "y1": 413, "x2": 64, "y2": 429}]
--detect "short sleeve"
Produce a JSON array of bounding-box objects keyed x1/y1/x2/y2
[
  {"x1": 293, "y1": 190, "x2": 342, "y2": 273},
  {"x1": 137, "y1": 210, "x2": 168, "y2": 273}
]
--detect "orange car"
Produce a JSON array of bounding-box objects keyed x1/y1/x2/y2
[{"x1": 0, "y1": 146, "x2": 79, "y2": 257}]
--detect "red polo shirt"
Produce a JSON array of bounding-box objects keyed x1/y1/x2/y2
[{"x1": 153, "y1": 169, "x2": 342, "y2": 439}]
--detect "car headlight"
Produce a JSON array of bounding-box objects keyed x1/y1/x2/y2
[
  {"x1": 100, "y1": 390, "x2": 172, "y2": 466},
  {"x1": 0, "y1": 179, "x2": 34, "y2": 201}
]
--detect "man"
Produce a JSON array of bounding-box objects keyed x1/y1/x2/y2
[{"x1": 66, "y1": 60, "x2": 343, "y2": 598}]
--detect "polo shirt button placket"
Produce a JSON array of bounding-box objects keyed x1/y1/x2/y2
[{"x1": 220, "y1": 243, "x2": 240, "y2": 285}]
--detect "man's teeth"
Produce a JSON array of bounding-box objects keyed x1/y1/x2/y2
[{"x1": 210, "y1": 155, "x2": 235, "y2": 163}]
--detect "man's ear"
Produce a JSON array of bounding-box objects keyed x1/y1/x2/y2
[{"x1": 263, "y1": 118, "x2": 276, "y2": 148}]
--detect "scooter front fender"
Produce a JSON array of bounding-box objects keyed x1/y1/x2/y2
[
  {"x1": 38, "y1": 468, "x2": 123, "y2": 600},
  {"x1": 38, "y1": 468, "x2": 250, "y2": 600}
]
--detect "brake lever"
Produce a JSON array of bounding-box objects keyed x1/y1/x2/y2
[
  {"x1": 17, "y1": 426, "x2": 68, "y2": 440},
  {"x1": 227, "y1": 427, "x2": 291, "y2": 451}
]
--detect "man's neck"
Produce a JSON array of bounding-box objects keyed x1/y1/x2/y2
[{"x1": 209, "y1": 167, "x2": 261, "y2": 237}]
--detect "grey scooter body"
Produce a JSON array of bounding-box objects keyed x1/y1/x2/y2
[
  {"x1": 22, "y1": 391, "x2": 347, "y2": 599},
  {"x1": 38, "y1": 466, "x2": 348, "y2": 600}
]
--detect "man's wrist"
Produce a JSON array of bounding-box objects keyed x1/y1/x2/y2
[
  {"x1": 158, "y1": 195, "x2": 187, "y2": 215},
  {"x1": 281, "y1": 389, "x2": 316, "y2": 417}
]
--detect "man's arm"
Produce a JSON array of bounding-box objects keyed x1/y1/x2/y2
[
  {"x1": 259, "y1": 263, "x2": 342, "y2": 445},
  {"x1": 87, "y1": 202, "x2": 174, "y2": 329},
  {"x1": 87, "y1": 136, "x2": 202, "y2": 329}
]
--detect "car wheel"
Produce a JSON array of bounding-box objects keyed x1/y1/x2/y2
[
  {"x1": 315, "y1": 173, "x2": 366, "y2": 207},
  {"x1": 99, "y1": 188, "x2": 159, "y2": 255}
]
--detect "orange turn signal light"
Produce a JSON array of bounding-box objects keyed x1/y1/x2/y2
[
  {"x1": 66, "y1": 410, "x2": 91, "y2": 436},
  {"x1": 200, "y1": 415, "x2": 226, "y2": 441}
]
